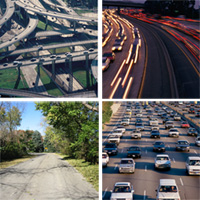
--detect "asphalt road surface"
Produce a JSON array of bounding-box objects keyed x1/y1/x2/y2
[
  {"x1": 103, "y1": 102, "x2": 200, "y2": 200},
  {"x1": 0, "y1": 153, "x2": 98, "y2": 200}
]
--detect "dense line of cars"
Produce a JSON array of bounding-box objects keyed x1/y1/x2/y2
[{"x1": 103, "y1": 101, "x2": 200, "y2": 199}]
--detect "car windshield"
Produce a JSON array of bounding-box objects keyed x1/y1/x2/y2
[
  {"x1": 159, "y1": 186, "x2": 177, "y2": 192},
  {"x1": 121, "y1": 160, "x2": 133, "y2": 164},
  {"x1": 105, "y1": 144, "x2": 116, "y2": 148},
  {"x1": 157, "y1": 157, "x2": 169, "y2": 160},
  {"x1": 155, "y1": 142, "x2": 164, "y2": 145},
  {"x1": 170, "y1": 129, "x2": 177, "y2": 132},
  {"x1": 178, "y1": 141, "x2": 188, "y2": 145},
  {"x1": 189, "y1": 160, "x2": 200, "y2": 166},
  {"x1": 102, "y1": 154, "x2": 107, "y2": 159},
  {"x1": 113, "y1": 186, "x2": 131, "y2": 193},
  {"x1": 129, "y1": 147, "x2": 139, "y2": 151}
]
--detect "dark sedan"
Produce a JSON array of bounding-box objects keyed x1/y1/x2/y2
[
  {"x1": 176, "y1": 140, "x2": 190, "y2": 152},
  {"x1": 127, "y1": 146, "x2": 141, "y2": 158},
  {"x1": 153, "y1": 141, "x2": 166, "y2": 152},
  {"x1": 150, "y1": 130, "x2": 160, "y2": 138},
  {"x1": 104, "y1": 143, "x2": 118, "y2": 155}
]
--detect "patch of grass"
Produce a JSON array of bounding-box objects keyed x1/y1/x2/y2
[
  {"x1": 58, "y1": 154, "x2": 98, "y2": 191},
  {"x1": 74, "y1": 9, "x2": 94, "y2": 15},
  {"x1": 37, "y1": 21, "x2": 53, "y2": 31},
  {"x1": 0, "y1": 155, "x2": 36, "y2": 169},
  {"x1": 103, "y1": 102, "x2": 113, "y2": 124},
  {"x1": 0, "y1": 68, "x2": 28, "y2": 90},
  {"x1": 35, "y1": 66, "x2": 63, "y2": 96},
  {"x1": 49, "y1": 47, "x2": 71, "y2": 54}
]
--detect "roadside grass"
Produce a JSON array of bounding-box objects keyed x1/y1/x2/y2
[
  {"x1": 37, "y1": 21, "x2": 53, "y2": 31},
  {"x1": 73, "y1": 69, "x2": 95, "y2": 88},
  {"x1": 35, "y1": 66, "x2": 63, "y2": 96},
  {"x1": 58, "y1": 154, "x2": 98, "y2": 191},
  {"x1": 0, "y1": 155, "x2": 36, "y2": 169},
  {"x1": 103, "y1": 102, "x2": 114, "y2": 125},
  {"x1": 0, "y1": 68, "x2": 29, "y2": 90},
  {"x1": 49, "y1": 47, "x2": 71, "y2": 54},
  {"x1": 74, "y1": 9, "x2": 95, "y2": 15}
]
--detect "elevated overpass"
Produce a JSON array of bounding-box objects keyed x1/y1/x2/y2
[{"x1": 103, "y1": 0, "x2": 145, "y2": 8}]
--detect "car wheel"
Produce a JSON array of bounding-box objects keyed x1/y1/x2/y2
[{"x1": 188, "y1": 149, "x2": 190, "y2": 152}]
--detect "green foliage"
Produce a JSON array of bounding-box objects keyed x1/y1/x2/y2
[
  {"x1": 102, "y1": 102, "x2": 113, "y2": 124},
  {"x1": 35, "y1": 102, "x2": 98, "y2": 164},
  {"x1": 31, "y1": 131, "x2": 44, "y2": 152}
]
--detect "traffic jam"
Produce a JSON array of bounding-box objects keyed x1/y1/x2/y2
[{"x1": 102, "y1": 101, "x2": 200, "y2": 200}]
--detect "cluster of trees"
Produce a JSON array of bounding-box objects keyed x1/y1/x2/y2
[
  {"x1": 103, "y1": 102, "x2": 113, "y2": 124},
  {"x1": 144, "y1": 0, "x2": 199, "y2": 18},
  {"x1": 36, "y1": 102, "x2": 99, "y2": 164},
  {"x1": 0, "y1": 103, "x2": 44, "y2": 161}
]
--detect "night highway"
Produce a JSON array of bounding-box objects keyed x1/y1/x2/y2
[
  {"x1": 102, "y1": 101, "x2": 200, "y2": 200},
  {"x1": 102, "y1": 4, "x2": 200, "y2": 99},
  {"x1": 0, "y1": 0, "x2": 97, "y2": 97}
]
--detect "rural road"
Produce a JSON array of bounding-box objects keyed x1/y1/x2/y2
[{"x1": 0, "y1": 153, "x2": 98, "y2": 200}]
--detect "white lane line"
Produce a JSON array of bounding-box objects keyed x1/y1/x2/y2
[
  {"x1": 180, "y1": 178, "x2": 184, "y2": 186},
  {"x1": 145, "y1": 149, "x2": 147, "y2": 154},
  {"x1": 173, "y1": 158, "x2": 175, "y2": 163},
  {"x1": 168, "y1": 145, "x2": 170, "y2": 149},
  {"x1": 114, "y1": 164, "x2": 118, "y2": 170},
  {"x1": 194, "y1": 150, "x2": 197, "y2": 154},
  {"x1": 121, "y1": 149, "x2": 124, "y2": 153},
  {"x1": 143, "y1": 190, "x2": 146, "y2": 200},
  {"x1": 102, "y1": 187, "x2": 108, "y2": 199},
  {"x1": 145, "y1": 165, "x2": 147, "y2": 172}
]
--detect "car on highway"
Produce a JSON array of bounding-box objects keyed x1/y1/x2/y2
[
  {"x1": 168, "y1": 128, "x2": 179, "y2": 137},
  {"x1": 118, "y1": 158, "x2": 135, "y2": 173},
  {"x1": 30, "y1": 58, "x2": 37, "y2": 62},
  {"x1": 186, "y1": 156, "x2": 200, "y2": 175},
  {"x1": 165, "y1": 121, "x2": 174, "y2": 129},
  {"x1": 156, "y1": 179, "x2": 180, "y2": 200},
  {"x1": 195, "y1": 136, "x2": 200, "y2": 146},
  {"x1": 195, "y1": 112, "x2": 200, "y2": 117},
  {"x1": 121, "y1": 118, "x2": 129, "y2": 126},
  {"x1": 102, "y1": 152, "x2": 109, "y2": 167},
  {"x1": 102, "y1": 57, "x2": 110, "y2": 71},
  {"x1": 181, "y1": 121, "x2": 190, "y2": 128},
  {"x1": 50, "y1": 55, "x2": 56, "y2": 59},
  {"x1": 150, "y1": 130, "x2": 160, "y2": 138},
  {"x1": 135, "y1": 122, "x2": 144, "y2": 131},
  {"x1": 127, "y1": 146, "x2": 141, "y2": 158},
  {"x1": 115, "y1": 38, "x2": 124, "y2": 46},
  {"x1": 146, "y1": 109, "x2": 153, "y2": 118},
  {"x1": 103, "y1": 143, "x2": 118, "y2": 155},
  {"x1": 174, "y1": 114, "x2": 181, "y2": 121},
  {"x1": 115, "y1": 125, "x2": 126, "y2": 134},
  {"x1": 149, "y1": 118, "x2": 159, "y2": 126},
  {"x1": 3, "y1": 63, "x2": 8, "y2": 67},
  {"x1": 131, "y1": 130, "x2": 141, "y2": 139},
  {"x1": 151, "y1": 125, "x2": 159, "y2": 131},
  {"x1": 187, "y1": 128, "x2": 198, "y2": 136},
  {"x1": 112, "y1": 129, "x2": 123, "y2": 138},
  {"x1": 189, "y1": 108, "x2": 195, "y2": 114},
  {"x1": 107, "y1": 134, "x2": 120, "y2": 145},
  {"x1": 103, "y1": 52, "x2": 115, "y2": 62},
  {"x1": 154, "y1": 154, "x2": 171, "y2": 170},
  {"x1": 112, "y1": 41, "x2": 122, "y2": 51},
  {"x1": 176, "y1": 140, "x2": 190, "y2": 152},
  {"x1": 110, "y1": 182, "x2": 134, "y2": 200},
  {"x1": 153, "y1": 141, "x2": 166, "y2": 152}
]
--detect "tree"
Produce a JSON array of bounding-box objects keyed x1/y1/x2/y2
[
  {"x1": 35, "y1": 102, "x2": 99, "y2": 163},
  {"x1": 32, "y1": 131, "x2": 44, "y2": 152}
]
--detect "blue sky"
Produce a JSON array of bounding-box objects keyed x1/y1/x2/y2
[{"x1": 18, "y1": 102, "x2": 45, "y2": 135}]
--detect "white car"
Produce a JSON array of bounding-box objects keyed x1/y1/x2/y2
[
  {"x1": 155, "y1": 154, "x2": 171, "y2": 170},
  {"x1": 112, "y1": 129, "x2": 123, "y2": 138},
  {"x1": 186, "y1": 156, "x2": 200, "y2": 175},
  {"x1": 168, "y1": 128, "x2": 179, "y2": 137},
  {"x1": 107, "y1": 134, "x2": 120, "y2": 145},
  {"x1": 115, "y1": 126, "x2": 126, "y2": 134},
  {"x1": 102, "y1": 152, "x2": 109, "y2": 167},
  {"x1": 195, "y1": 136, "x2": 200, "y2": 146},
  {"x1": 174, "y1": 114, "x2": 181, "y2": 121},
  {"x1": 149, "y1": 118, "x2": 159, "y2": 126},
  {"x1": 110, "y1": 182, "x2": 134, "y2": 200},
  {"x1": 156, "y1": 179, "x2": 181, "y2": 200},
  {"x1": 119, "y1": 158, "x2": 135, "y2": 173},
  {"x1": 131, "y1": 130, "x2": 141, "y2": 139},
  {"x1": 102, "y1": 56, "x2": 110, "y2": 71},
  {"x1": 151, "y1": 125, "x2": 159, "y2": 131},
  {"x1": 121, "y1": 118, "x2": 130, "y2": 126}
]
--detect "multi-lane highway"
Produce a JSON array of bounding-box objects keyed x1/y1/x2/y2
[
  {"x1": 103, "y1": 102, "x2": 200, "y2": 200},
  {"x1": 102, "y1": 8, "x2": 200, "y2": 98}
]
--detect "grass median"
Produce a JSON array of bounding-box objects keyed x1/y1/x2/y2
[{"x1": 58, "y1": 154, "x2": 98, "y2": 191}]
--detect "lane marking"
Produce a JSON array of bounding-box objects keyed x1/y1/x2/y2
[
  {"x1": 121, "y1": 149, "x2": 124, "y2": 153},
  {"x1": 144, "y1": 190, "x2": 146, "y2": 200},
  {"x1": 180, "y1": 178, "x2": 184, "y2": 186},
  {"x1": 194, "y1": 150, "x2": 197, "y2": 154},
  {"x1": 145, "y1": 165, "x2": 147, "y2": 171},
  {"x1": 145, "y1": 149, "x2": 147, "y2": 154},
  {"x1": 114, "y1": 164, "x2": 118, "y2": 170},
  {"x1": 102, "y1": 187, "x2": 108, "y2": 199},
  {"x1": 173, "y1": 158, "x2": 175, "y2": 163}
]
